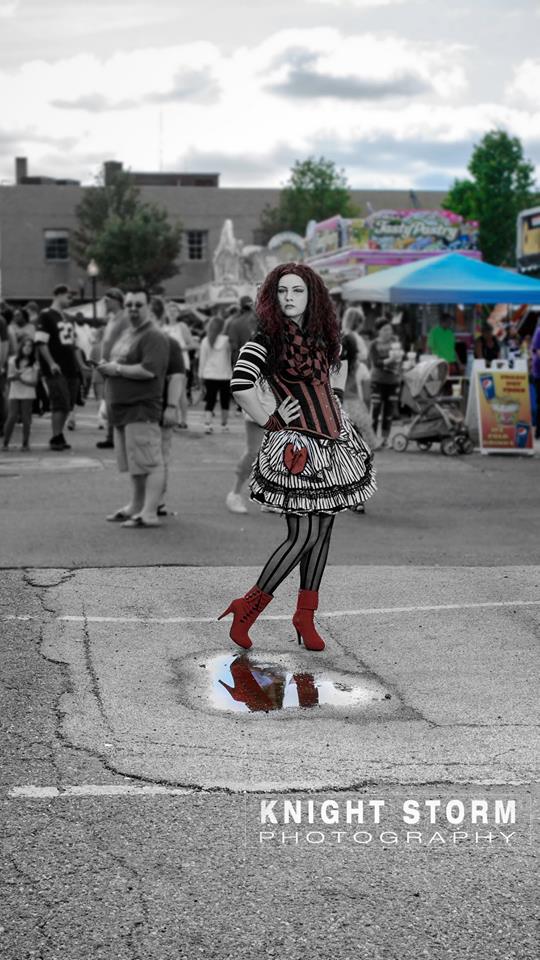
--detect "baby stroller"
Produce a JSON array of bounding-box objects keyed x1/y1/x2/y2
[{"x1": 392, "y1": 358, "x2": 474, "y2": 455}]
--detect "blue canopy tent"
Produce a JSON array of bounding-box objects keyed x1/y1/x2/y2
[{"x1": 341, "y1": 252, "x2": 540, "y2": 304}]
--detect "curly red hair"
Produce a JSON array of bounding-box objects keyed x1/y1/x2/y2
[{"x1": 255, "y1": 262, "x2": 341, "y2": 375}]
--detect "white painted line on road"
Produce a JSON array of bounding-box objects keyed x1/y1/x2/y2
[
  {"x1": 8, "y1": 784, "x2": 195, "y2": 798},
  {"x1": 7, "y1": 778, "x2": 532, "y2": 799},
  {"x1": 313, "y1": 599, "x2": 540, "y2": 618},
  {"x1": 3, "y1": 615, "x2": 36, "y2": 620},
  {"x1": 64, "y1": 598, "x2": 540, "y2": 622},
  {"x1": 2, "y1": 598, "x2": 540, "y2": 625}
]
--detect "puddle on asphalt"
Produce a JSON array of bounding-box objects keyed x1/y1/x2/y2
[{"x1": 205, "y1": 654, "x2": 393, "y2": 713}]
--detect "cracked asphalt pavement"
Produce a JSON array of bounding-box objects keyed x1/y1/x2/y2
[{"x1": 0, "y1": 406, "x2": 539, "y2": 959}]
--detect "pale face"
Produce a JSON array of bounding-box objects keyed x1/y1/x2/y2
[
  {"x1": 125, "y1": 292, "x2": 149, "y2": 329},
  {"x1": 21, "y1": 338, "x2": 33, "y2": 355},
  {"x1": 57, "y1": 291, "x2": 72, "y2": 310},
  {"x1": 378, "y1": 323, "x2": 393, "y2": 343},
  {"x1": 167, "y1": 302, "x2": 181, "y2": 322},
  {"x1": 277, "y1": 273, "x2": 308, "y2": 323}
]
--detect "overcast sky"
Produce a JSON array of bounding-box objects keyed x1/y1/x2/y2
[{"x1": 1, "y1": 0, "x2": 539, "y2": 190}]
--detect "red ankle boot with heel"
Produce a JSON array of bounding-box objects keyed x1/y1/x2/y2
[
  {"x1": 292, "y1": 589, "x2": 326, "y2": 651},
  {"x1": 218, "y1": 585, "x2": 273, "y2": 649}
]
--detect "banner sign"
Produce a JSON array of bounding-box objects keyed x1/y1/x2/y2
[
  {"x1": 354, "y1": 209, "x2": 479, "y2": 254},
  {"x1": 472, "y1": 365, "x2": 534, "y2": 454},
  {"x1": 305, "y1": 211, "x2": 479, "y2": 259}
]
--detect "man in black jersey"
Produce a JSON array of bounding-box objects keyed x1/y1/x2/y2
[{"x1": 35, "y1": 285, "x2": 81, "y2": 451}]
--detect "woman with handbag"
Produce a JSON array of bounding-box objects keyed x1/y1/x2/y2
[{"x1": 218, "y1": 263, "x2": 376, "y2": 652}]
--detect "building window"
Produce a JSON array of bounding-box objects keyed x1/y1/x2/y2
[
  {"x1": 44, "y1": 229, "x2": 69, "y2": 261},
  {"x1": 185, "y1": 230, "x2": 208, "y2": 262}
]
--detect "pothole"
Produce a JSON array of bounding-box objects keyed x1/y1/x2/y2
[{"x1": 172, "y1": 653, "x2": 404, "y2": 718}]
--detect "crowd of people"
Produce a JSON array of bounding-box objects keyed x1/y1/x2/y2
[{"x1": 1, "y1": 284, "x2": 539, "y2": 526}]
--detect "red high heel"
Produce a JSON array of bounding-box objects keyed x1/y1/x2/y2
[
  {"x1": 292, "y1": 589, "x2": 325, "y2": 651},
  {"x1": 218, "y1": 584, "x2": 273, "y2": 649}
]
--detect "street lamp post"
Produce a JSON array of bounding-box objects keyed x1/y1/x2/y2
[{"x1": 87, "y1": 259, "x2": 100, "y2": 323}]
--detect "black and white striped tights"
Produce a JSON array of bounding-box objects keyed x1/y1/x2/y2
[{"x1": 256, "y1": 514, "x2": 336, "y2": 595}]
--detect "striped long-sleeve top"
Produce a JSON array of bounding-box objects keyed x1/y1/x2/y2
[{"x1": 231, "y1": 334, "x2": 343, "y2": 440}]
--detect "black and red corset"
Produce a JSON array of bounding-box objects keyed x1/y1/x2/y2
[{"x1": 270, "y1": 372, "x2": 342, "y2": 440}]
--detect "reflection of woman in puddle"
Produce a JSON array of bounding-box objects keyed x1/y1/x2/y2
[
  {"x1": 219, "y1": 657, "x2": 319, "y2": 712},
  {"x1": 219, "y1": 658, "x2": 286, "y2": 712},
  {"x1": 218, "y1": 263, "x2": 376, "y2": 651}
]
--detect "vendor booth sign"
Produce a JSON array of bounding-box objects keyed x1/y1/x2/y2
[
  {"x1": 351, "y1": 210, "x2": 479, "y2": 254},
  {"x1": 466, "y1": 360, "x2": 534, "y2": 454},
  {"x1": 305, "y1": 211, "x2": 479, "y2": 261}
]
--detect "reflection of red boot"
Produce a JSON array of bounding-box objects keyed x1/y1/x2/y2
[
  {"x1": 219, "y1": 657, "x2": 282, "y2": 712},
  {"x1": 292, "y1": 589, "x2": 325, "y2": 651},
  {"x1": 218, "y1": 585, "x2": 273, "y2": 649},
  {"x1": 293, "y1": 672, "x2": 319, "y2": 708}
]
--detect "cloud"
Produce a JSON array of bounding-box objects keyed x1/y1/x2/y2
[
  {"x1": 0, "y1": 27, "x2": 539, "y2": 190},
  {"x1": 304, "y1": 133, "x2": 477, "y2": 187},
  {"x1": 144, "y1": 70, "x2": 219, "y2": 106},
  {"x1": 0, "y1": 126, "x2": 77, "y2": 150},
  {"x1": 507, "y1": 59, "x2": 540, "y2": 108},
  {"x1": 52, "y1": 69, "x2": 219, "y2": 112},
  {"x1": 177, "y1": 130, "x2": 536, "y2": 192},
  {"x1": 3, "y1": 1, "x2": 186, "y2": 36},
  {"x1": 179, "y1": 147, "x2": 292, "y2": 184},
  {"x1": 305, "y1": 0, "x2": 409, "y2": 7},
  {"x1": 262, "y1": 32, "x2": 467, "y2": 103},
  {"x1": 269, "y1": 68, "x2": 431, "y2": 100},
  {"x1": 179, "y1": 138, "x2": 461, "y2": 188},
  {"x1": 0, "y1": 1, "x2": 19, "y2": 17},
  {"x1": 52, "y1": 94, "x2": 129, "y2": 113}
]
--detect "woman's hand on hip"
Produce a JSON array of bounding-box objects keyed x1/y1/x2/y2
[{"x1": 277, "y1": 396, "x2": 301, "y2": 425}]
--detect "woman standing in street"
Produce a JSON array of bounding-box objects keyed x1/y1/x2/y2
[
  {"x1": 198, "y1": 315, "x2": 233, "y2": 433},
  {"x1": 218, "y1": 263, "x2": 376, "y2": 652},
  {"x1": 369, "y1": 319, "x2": 402, "y2": 448},
  {"x1": 167, "y1": 301, "x2": 196, "y2": 425}
]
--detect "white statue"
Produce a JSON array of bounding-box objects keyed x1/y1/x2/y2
[{"x1": 213, "y1": 219, "x2": 242, "y2": 283}]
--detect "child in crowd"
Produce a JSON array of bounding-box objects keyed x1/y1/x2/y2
[{"x1": 2, "y1": 337, "x2": 39, "y2": 450}]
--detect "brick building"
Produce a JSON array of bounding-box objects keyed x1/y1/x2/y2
[{"x1": 0, "y1": 158, "x2": 446, "y2": 302}]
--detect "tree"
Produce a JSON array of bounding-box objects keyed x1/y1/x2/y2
[
  {"x1": 74, "y1": 166, "x2": 182, "y2": 290},
  {"x1": 88, "y1": 207, "x2": 183, "y2": 290},
  {"x1": 258, "y1": 156, "x2": 358, "y2": 243},
  {"x1": 442, "y1": 178, "x2": 478, "y2": 222},
  {"x1": 442, "y1": 130, "x2": 537, "y2": 265}
]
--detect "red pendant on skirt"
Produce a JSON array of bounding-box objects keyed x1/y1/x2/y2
[{"x1": 283, "y1": 442, "x2": 308, "y2": 474}]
